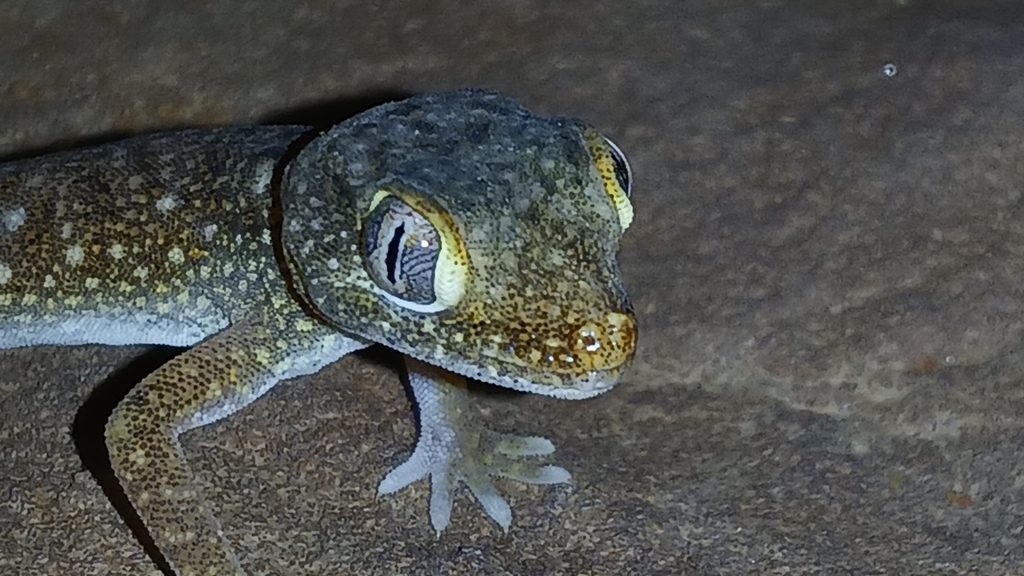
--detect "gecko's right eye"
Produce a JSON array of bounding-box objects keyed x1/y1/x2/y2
[{"x1": 362, "y1": 190, "x2": 469, "y2": 314}]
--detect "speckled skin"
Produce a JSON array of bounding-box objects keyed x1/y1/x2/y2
[
  {"x1": 282, "y1": 93, "x2": 635, "y2": 394},
  {"x1": 0, "y1": 91, "x2": 635, "y2": 575}
]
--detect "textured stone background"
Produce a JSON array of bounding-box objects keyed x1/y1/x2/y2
[{"x1": 3, "y1": 1, "x2": 1024, "y2": 574}]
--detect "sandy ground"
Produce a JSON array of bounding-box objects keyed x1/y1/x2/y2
[{"x1": 3, "y1": 1, "x2": 1024, "y2": 574}]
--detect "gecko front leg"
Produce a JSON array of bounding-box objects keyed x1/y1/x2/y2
[
  {"x1": 105, "y1": 317, "x2": 366, "y2": 576},
  {"x1": 379, "y1": 358, "x2": 571, "y2": 533}
]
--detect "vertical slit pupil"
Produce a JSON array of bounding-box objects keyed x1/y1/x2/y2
[{"x1": 385, "y1": 223, "x2": 405, "y2": 285}]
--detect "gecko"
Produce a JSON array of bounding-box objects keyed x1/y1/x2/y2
[{"x1": 0, "y1": 90, "x2": 636, "y2": 575}]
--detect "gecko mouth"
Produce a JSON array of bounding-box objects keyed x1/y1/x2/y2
[
  {"x1": 432, "y1": 355, "x2": 629, "y2": 400},
  {"x1": 419, "y1": 309, "x2": 637, "y2": 399}
]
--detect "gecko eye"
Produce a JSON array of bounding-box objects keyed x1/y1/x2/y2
[
  {"x1": 581, "y1": 129, "x2": 634, "y2": 231},
  {"x1": 362, "y1": 191, "x2": 468, "y2": 313},
  {"x1": 604, "y1": 137, "x2": 632, "y2": 198}
]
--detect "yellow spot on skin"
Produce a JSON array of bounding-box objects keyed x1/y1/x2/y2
[
  {"x1": 255, "y1": 348, "x2": 271, "y2": 365},
  {"x1": 85, "y1": 277, "x2": 100, "y2": 289},
  {"x1": 133, "y1": 266, "x2": 149, "y2": 280},
  {"x1": 20, "y1": 294, "x2": 37, "y2": 306},
  {"x1": 188, "y1": 246, "x2": 207, "y2": 259},
  {"x1": 129, "y1": 448, "x2": 147, "y2": 465}
]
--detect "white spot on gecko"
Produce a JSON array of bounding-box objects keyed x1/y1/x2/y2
[
  {"x1": 65, "y1": 245, "x2": 85, "y2": 266},
  {"x1": 85, "y1": 277, "x2": 100, "y2": 289},
  {"x1": 168, "y1": 247, "x2": 185, "y2": 265},
  {"x1": 108, "y1": 244, "x2": 126, "y2": 259},
  {"x1": 156, "y1": 195, "x2": 181, "y2": 213},
  {"x1": 133, "y1": 266, "x2": 149, "y2": 280},
  {"x1": 202, "y1": 224, "x2": 218, "y2": 242},
  {"x1": 252, "y1": 160, "x2": 274, "y2": 196},
  {"x1": 43, "y1": 275, "x2": 55, "y2": 288},
  {"x1": 61, "y1": 222, "x2": 73, "y2": 239},
  {"x1": 0, "y1": 262, "x2": 11, "y2": 284},
  {"x1": 2, "y1": 207, "x2": 26, "y2": 232}
]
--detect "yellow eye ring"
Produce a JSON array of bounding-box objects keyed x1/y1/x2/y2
[{"x1": 581, "y1": 129, "x2": 634, "y2": 230}]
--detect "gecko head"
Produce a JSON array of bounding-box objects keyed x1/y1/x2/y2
[{"x1": 280, "y1": 90, "x2": 636, "y2": 399}]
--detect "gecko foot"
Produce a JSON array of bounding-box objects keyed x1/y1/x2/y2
[{"x1": 377, "y1": 362, "x2": 570, "y2": 532}]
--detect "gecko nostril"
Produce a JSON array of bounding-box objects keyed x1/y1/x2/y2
[{"x1": 571, "y1": 311, "x2": 636, "y2": 370}]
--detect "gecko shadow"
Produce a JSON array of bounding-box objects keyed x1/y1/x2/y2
[
  {"x1": 71, "y1": 345, "x2": 184, "y2": 576},
  {"x1": 0, "y1": 88, "x2": 413, "y2": 164},
  {"x1": 69, "y1": 342, "x2": 416, "y2": 575}
]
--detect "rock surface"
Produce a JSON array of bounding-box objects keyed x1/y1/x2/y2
[{"x1": 2, "y1": 1, "x2": 1023, "y2": 574}]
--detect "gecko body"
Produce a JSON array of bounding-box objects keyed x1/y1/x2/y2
[{"x1": 0, "y1": 90, "x2": 635, "y2": 575}]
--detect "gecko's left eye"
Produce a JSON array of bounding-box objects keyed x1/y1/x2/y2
[
  {"x1": 581, "y1": 129, "x2": 634, "y2": 231},
  {"x1": 362, "y1": 190, "x2": 469, "y2": 313},
  {"x1": 604, "y1": 137, "x2": 632, "y2": 199}
]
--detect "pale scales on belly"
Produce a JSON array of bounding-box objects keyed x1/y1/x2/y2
[{"x1": 0, "y1": 90, "x2": 637, "y2": 575}]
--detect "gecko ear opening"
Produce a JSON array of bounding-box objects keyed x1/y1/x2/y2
[{"x1": 361, "y1": 190, "x2": 469, "y2": 313}]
